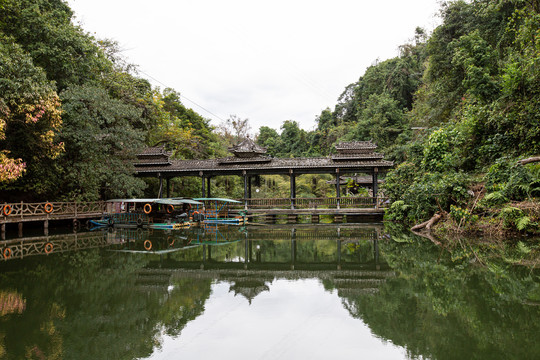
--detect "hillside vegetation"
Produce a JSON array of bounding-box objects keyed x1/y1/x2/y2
[
  {"x1": 1, "y1": 0, "x2": 540, "y2": 235},
  {"x1": 255, "y1": 0, "x2": 540, "y2": 235}
]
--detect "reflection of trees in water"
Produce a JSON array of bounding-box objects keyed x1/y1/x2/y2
[
  {"x1": 335, "y1": 227, "x2": 540, "y2": 360},
  {"x1": 4, "y1": 224, "x2": 536, "y2": 359},
  {"x1": 0, "y1": 250, "x2": 212, "y2": 360}
]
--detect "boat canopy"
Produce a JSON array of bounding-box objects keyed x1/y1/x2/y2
[
  {"x1": 107, "y1": 198, "x2": 160, "y2": 203},
  {"x1": 155, "y1": 198, "x2": 203, "y2": 205},
  {"x1": 107, "y1": 198, "x2": 203, "y2": 205},
  {"x1": 193, "y1": 197, "x2": 242, "y2": 203}
]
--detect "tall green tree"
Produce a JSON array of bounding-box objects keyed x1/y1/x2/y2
[
  {"x1": 0, "y1": 0, "x2": 110, "y2": 91},
  {"x1": 59, "y1": 85, "x2": 146, "y2": 200}
]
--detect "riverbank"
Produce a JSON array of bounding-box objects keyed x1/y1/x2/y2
[{"x1": 422, "y1": 199, "x2": 540, "y2": 238}]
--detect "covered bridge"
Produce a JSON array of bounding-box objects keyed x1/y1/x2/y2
[{"x1": 134, "y1": 139, "x2": 393, "y2": 210}]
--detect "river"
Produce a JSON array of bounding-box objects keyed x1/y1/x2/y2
[{"x1": 0, "y1": 223, "x2": 539, "y2": 359}]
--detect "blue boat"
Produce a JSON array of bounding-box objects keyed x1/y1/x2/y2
[{"x1": 192, "y1": 198, "x2": 247, "y2": 225}]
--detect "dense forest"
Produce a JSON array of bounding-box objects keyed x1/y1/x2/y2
[{"x1": 1, "y1": 0, "x2": 540, "y2": 234}]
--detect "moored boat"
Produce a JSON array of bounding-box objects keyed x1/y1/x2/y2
[
  {"x1": 93, "y1": 198, "x2": 203, "y2": 229},
  {"x1": 192, "y1": 198, "x2": 247, "y2": 225}
]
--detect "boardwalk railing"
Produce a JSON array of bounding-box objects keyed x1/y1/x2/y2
[
  {"x1": 1, "y1": 201, "x2": 106, "y2": 222},
  {"x1": 232, "y1": 197, "x2": 389, "y2": 210},
  {"x1": 1, "y1": 197, "x2": 385, "y2": 224}
]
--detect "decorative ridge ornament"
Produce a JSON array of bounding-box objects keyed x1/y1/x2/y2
[{"x1": 228, "y1": 137, "x2": 267, "y2": 158}]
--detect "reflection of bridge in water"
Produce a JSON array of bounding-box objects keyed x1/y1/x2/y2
[
  {"x1": 132, "y1": 224, "x2": 393, "y2": 303},
  {"x1": 0, "y1": 231, "x2": 111, "y2": 261},
  {"x1": 0, "y1": 224, "x2": 394, "y2": 304},
  {"x1": 1, "y1": 225, "x2": 387, "y2": 273}
]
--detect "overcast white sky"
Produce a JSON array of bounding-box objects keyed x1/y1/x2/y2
[{"x1": 67, "y1": 0, "x2": 442, "y2": 133}]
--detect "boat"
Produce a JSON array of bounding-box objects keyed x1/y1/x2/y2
[
  {"x1": 92, "y1": 198, "x2": 203, "y2": 229},
  {"x1": 192, "y1": 198, "x2": 247, "y2": 225}
]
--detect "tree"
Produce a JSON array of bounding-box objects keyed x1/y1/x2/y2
[
  {"x1": 350, "y1": 92, "x2": 407, "y2": 149},
  {"x1": 0, "y1": 0, "x2": 110, "y2": 91},
  {"x1": 218, "y1": 114, "x2": 251, "y2": 148},
  {"x1": 256, "y1": 126, "x2": 279, "y2": 156},
  {"x1": 58, "y1": 85, "x2": 146, "y2": 200},
  {"x1": 0, "y1": 38, "x2": 63, "y2": 196}
]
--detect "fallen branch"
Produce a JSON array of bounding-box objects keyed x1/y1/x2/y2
[
  {"x1": 518, "y1": 156, "x2": 540, "y2": 165},
  {"x1": 411, "y1": 213, "x2": 442, "y2": 231},
  {"x1": 412, "y1": 230, "x2": 442, "y2": 246}
]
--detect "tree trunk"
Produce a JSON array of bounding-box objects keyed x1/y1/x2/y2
[
  {"x1": 411, "y1": 213, "x2": 442, "y2": 231},
  {"x1": 518, "y1": 156, "x2": 540, "y2": 165}
]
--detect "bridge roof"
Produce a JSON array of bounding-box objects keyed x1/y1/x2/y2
[{"x1": 134, "y1": 156, "x2": 393, "y2": 177}]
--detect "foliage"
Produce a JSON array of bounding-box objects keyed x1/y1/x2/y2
[
  {"x1": 218, "y1": 114, "x2": 251, "y2": 147},
  {"x1": 0, "y1": 37, "x2": 63, "y2": 196},
  {"x1": 0, "y1": 0, "x2": 111, "y2": 91},
  {"x1": 59, "y1": 85, "x2": 146, "y2": 200},
  {"x1": 449, "y1": 204, "x2": 478, "y2": 226},
  {"x1": 499, "y1": 206, "x2": 537, "y2": 232}
]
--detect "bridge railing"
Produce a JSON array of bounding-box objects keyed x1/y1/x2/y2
[
  {"x1": 1, "y1": 201, "x2": 106, "y2": 220},
  {"x1": 232, "y1": 197, "x2": 389, "y2": 210}
]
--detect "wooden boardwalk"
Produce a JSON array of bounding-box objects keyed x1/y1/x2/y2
[
  {"x1": 1, "y1": 201, "x2": 106, "y2": 237},
  {"x1": 1, "y1": 197, "x2": 385, "y2": 236}
]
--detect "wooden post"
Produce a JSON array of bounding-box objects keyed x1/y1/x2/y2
[
  {"x1": 18, "y1": 222, "x2": 23, "y2": 238},
  {"x1": 158, "y1": 173, "x2": 163, "y2": 198},
  {"x1": 335, "y1": 168, "x2": 340, "y2": 209},
  {"x1": 206, "y1": 176, "x2": 211, "y2": 198},
  {"x1": 1, "y1": 223, "x2": 5, "y2": 240},
  {"x1": 289, "y1": 169, "x2": 296, "y2": 210},
  {"x1": 372, "y1": 167, "x2": 378, "y2": 208},
  {"x1": 167, "y1": 178, "x2": 171, "y2": 198},
  {"x1": 200, "y1": 172, "x2": 206, "y2": 197},
  {"x1": 243, "y1": 171, "x2": 248, "y2": 210}
]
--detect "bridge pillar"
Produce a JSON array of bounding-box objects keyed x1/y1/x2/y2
[
  {"x1": 243, "y1": 171, "x2": 248, "y2": 210},
  {"x1": 289, "y1": 169, "x2": 296, "y2": 210},
  {"x1": 372, "y1": 167, "x2": 378, "y2": 208},
  {"x1": 335, "y1": 168, "x2": 341, "y2": 209},
  {"x1": 201, "y1": 174, "x2": 206, "y2": 197},
  {"x1": 1, "y1": 224, "x2": 5, "y2": 240},
  {"x1": 158, "y1": 173, "x2": 163, "y2": 198},
  {"x1": 18, "y1": 222, "x2": 23, "y2": 237}
]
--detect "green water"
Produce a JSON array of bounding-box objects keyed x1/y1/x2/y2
[{"x1": 0, "y1": 224, "x2": 539, "y2": 359}]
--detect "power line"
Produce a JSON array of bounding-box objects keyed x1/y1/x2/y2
[{"x1": 138, "y1": 69, "x2": 227, "y2": 123}]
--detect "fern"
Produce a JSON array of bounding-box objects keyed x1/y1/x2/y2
[
  {"x1": 484, "y1": 191, "x2": 507, "y2": 204},
  {"x1": 517, "y1": 241, "x2": 531, "y2": 254},
  {"x1": 516, "y1": 216, "x2": 531, "y2": 231}
]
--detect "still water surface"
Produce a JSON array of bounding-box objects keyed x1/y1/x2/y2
[{"x1": 0, "y1": 224, "x2": 539, "y2": 359}]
